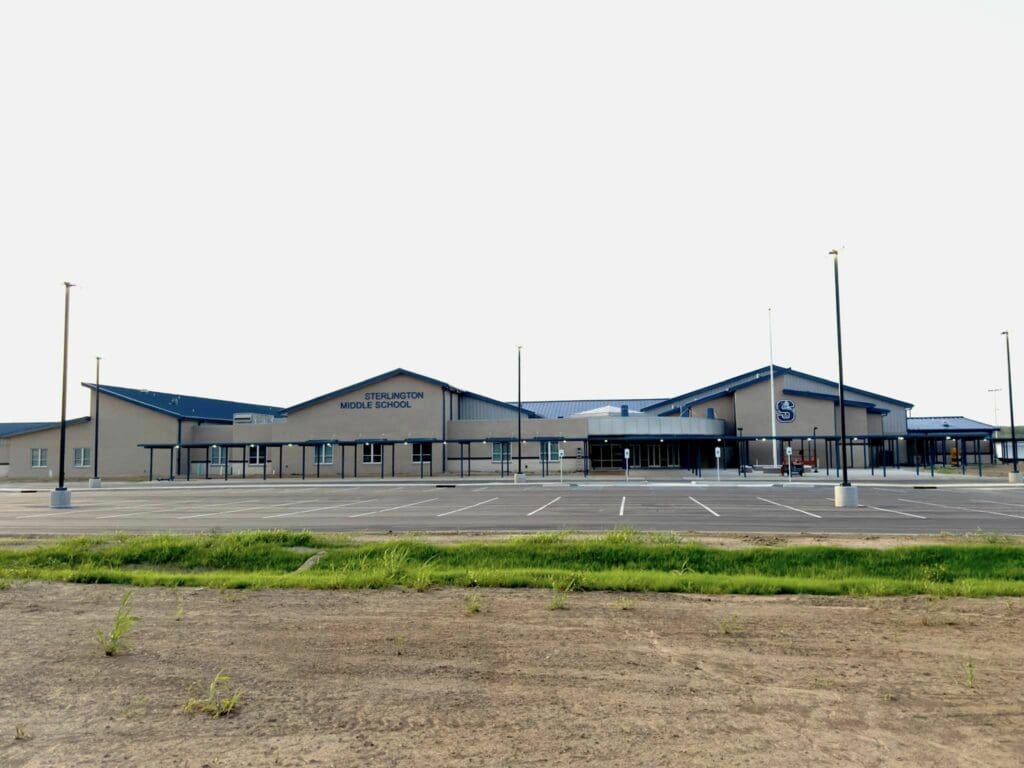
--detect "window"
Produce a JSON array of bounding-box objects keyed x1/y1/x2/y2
[
  {"x1": 540, "y1": 441, "x2": 561, "y2": 462},
  {"x1": 412, "y1": 443, "x2": 431, "y2": 463},
  {"x1": 209, "y1": 446, "x2": 225, "y2": 466},
  {"x1": 248, "y1": 445, "x2": 266, "y2": 465},
  {"x1": 73, "y1": 447, "x2": 91, "y2": 468},
  {"x1": 31, "y1": 448, "x2": 48, "y2": 468},
  {"x1": 362, "y1": 443, "x2": 382, "y2": 464},
  {"x1": 491, "y1": 443, "x2": 510, "y2": 463},
  {"x1": 314, "y1": 444, "x2": 334, "y2": 465}
]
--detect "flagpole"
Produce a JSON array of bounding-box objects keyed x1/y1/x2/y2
[{"x1": 768, "y1": 308, "x2": 778, "y2": 466}]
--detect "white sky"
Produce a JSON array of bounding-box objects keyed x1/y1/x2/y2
[{"x1": 2, "y1": 1, "x2": 1022, "y2": 424}]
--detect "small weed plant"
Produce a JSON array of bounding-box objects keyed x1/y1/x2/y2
[
  {"x1": 718, "y1": 615, "x2": 743, "y2": 636},
  {"x1": 411, "y1": 563, "x2": 435, "y2": 592},
  {"x1": 963, "y1": 659, "x2": 976, "y2": 690},
  {"x1": 612, "y1": 597, "x2": 636, "y2": 611},
  {"x1": 14, "y1": 725, "x2": 29, "y2": 740},
  {"x1": 464, "y1": 593, "x2": 484, "y2": 615},
  {"x1": 175, "y1": 595, "x2": 185, "y2": 621},
  {"x1": 96, "y1": 591, "x2": 138, "y2": 656},
  {"x1": 183, "y1": 669, "x2": 242, "y2": 717},
  {"x1": 548, "y1": 589, "x2": 569, "y2": 610}
]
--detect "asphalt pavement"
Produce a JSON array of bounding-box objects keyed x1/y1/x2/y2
[{"x1": 2, "y1": 478, "x2": 1024, "y2": 535}]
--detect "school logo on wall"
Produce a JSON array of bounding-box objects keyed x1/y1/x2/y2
[{"x1": 775, "y1": 399, "x2": 796, "y2": 423}]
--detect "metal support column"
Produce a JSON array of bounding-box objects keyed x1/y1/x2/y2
[{"x1": 148, "y1": 447, "x2": 153, "y2": 481}]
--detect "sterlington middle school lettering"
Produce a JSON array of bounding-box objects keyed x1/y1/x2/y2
[{"x1": 339, "y1": 391, "x2": 425, "y2": 410}]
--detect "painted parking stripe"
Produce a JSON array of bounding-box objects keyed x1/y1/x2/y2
[
  {"x1": 264, "y1": 499, "x2": 372, "y2": 519},
  {"x1": 95, "y1": 511, "x2": 150, "y2": 520},
  {"x1": 527, "y1": 497, "x2": 561, "y2": 516},
  {"x1": 756, "y1": 497, "x2": 822, "y2": 519},
  {"x1": 619, "y1": 496, "x2": 626, "y2": 517},
  {"x1": 689, "y1": 497, "x2": 720, "y2": 517},
  {"x1": 868, "y1": 505, "x2": 927, "y2": 520},
  {"x1": 351, "y1": 498, "x2": 439, "y2": 518},
  {"x1": 15, "y1": 510, "x2": 77, "y2": 519},
  {"x1": 438, "y1": 497, "x2": 499, "y2": 518},
  {"x1": 899, "y1": 498, "x2": 1024, "y2": 520},
  {"x1": 177, "y1": 500, "x2": 306, "y2": 519},
  {"x1": 970, "y1": 499, "x2": 1024, "y2": 509}
]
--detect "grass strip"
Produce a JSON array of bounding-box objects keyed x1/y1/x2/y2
[{"x1": 1, "y1": 530, "x2": 1024, "y2": 597}]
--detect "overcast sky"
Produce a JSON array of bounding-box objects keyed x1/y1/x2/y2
[{"x1": 2, "y1": 1, "x2": 1022, "y2": 425}]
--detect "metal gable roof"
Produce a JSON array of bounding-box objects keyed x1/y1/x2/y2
[
  {"x1": 0, "y1": 418, "x2": 91, "y2": 438},
  {"x1": 907, "y1": 416, "x2": 996, "y2": 433},
  {"x1": 644, "y1": 365, "x2": 914, "y2": 413},
  {"x1": 520, "y1": 399, "x2": 665, "y2": 420},
  {"x1": 284, "y1": 368, "x2": 454, "y2": 413},
  {"x1": 85, "y1": 384, "x2": 281, "y2": 423},
  {"x1": 284, "y1": 368, "x2": 537, "y2": 418},
  {"x1": 0, "y1": 421, "x2": 58, "y2": 438}
]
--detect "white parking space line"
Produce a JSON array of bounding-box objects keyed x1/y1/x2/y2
[
  {"x1": 351, "y1": 498, "x2": 439, "y2": 518},
  {"x1": 264, "y1": 499, "x2": 372, "y2": 519},
  {"x1": 688, "y1": 497, "x2": 720, "y2": 517},
  {"x1": 178, "y1": 500, "x2": 307, "y2": 520},
  {"x1": 95, "y1": 511, "x2": 150, "y2": 520},
  {"x1": 899, "y1": 498, "x2": 1024, "y2": 520},
  {"x1": 868, "y1": 505, "x2": 927, "y2": 520},
  {"x1": 970, "y1": 499, "x2": 1024, "y2": 509},
  {"x1": 756, "y1": 497, "x2": 822, "y2": 519},
  {"x1": 619, "y1": 497, "x2": 626, "y2": 517},
  {"x1": 438, "y1": 497, "x2": 499, "y2": 518},
  {"x1": 527, "y1": 497, "x2": 561, "y2": 517},
  {"x1": 14, "y1": 510, "x2": 77, "y2": 519}
]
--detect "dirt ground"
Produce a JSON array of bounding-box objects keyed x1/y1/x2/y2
[{"x1": 1, "y1": 584, "x2": 1023, "y2": 767}]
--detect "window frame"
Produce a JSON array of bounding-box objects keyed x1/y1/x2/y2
[
  {"x1": 247, "y1": 445, "x2": 267, "y2": 465},
  {"x1": 362, "y1": 443, "x2": 382, "y2": 464},
  {"x1": 314, "y1": 444, "x2": 334, "y2": 465},
  {"x1": 209, "y1": 446, "x2": 226, "y2": 466},
  {"x1": 31, "y1": 447, "x2": 48, "y2": 468},
  {"x1": 491, "y1": 443, "x2": 510, "y2": 464},
  {"x1": 73, "y1": 447, "x2": 91, "y2": 468},
  {"x1": 540, "y1": 441, "x2": 561, "y2": 462},
  {"x1": 412, "y1": 443, "x2": 432, "y2": 464}
]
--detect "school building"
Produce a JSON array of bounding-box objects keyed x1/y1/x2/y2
[{"x1": 0, "y1": 365, "x2": 1004, "y2": 481}]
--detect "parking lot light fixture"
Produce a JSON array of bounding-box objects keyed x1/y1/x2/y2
[
  {"x1": 50, "y1": 282, "x2": 75, "y2": 509},
  {"x1": 1003, "y1": 331, "x2": 1021, "y2": 481},
  {"x1": 831, "y1": 249, "x2": 858, "y2": 507}
]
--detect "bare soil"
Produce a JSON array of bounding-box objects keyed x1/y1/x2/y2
[{"x1": 1, "y1": 583, "x2": 1023, "y2": 767}]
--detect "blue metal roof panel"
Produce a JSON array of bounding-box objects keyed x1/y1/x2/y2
[
  {"x1": 520, "y1": 399, "x2": 665, "y2": 419},
  {"x1": 85, "y1": 384, "x2": 281, "y2": 423},
  {"x1": 0, "y1": 418, "x2": 91, "y2": 438},
  {"x1": 0, "y1": 421, "x2": 58, "y2": 438},
  {"x1": 907, "y1": 417, "x2": 996, "y2": 433},
  {"x1": 644, "y1": 365, "x2": 914, "y2": 413}
]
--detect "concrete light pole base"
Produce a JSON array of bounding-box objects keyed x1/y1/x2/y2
[
  {"x1": 1009, "y1": 472, "x2": 1023, "y2": 485},
  {"x1": 513, "y1": 473, "x2": 527, "y2": 484},
  {"x1": 88, "y1": 478, "x2": 102, "y2": 489},
  {"x1": 834, "y1": 485, "x2": 859, "y2": 508},
  {"x1": 49, "y1": 488, "x2": 72, "y2": 508}
]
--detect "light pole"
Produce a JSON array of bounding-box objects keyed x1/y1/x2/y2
[
  {"x1": 988, "y1": 387, "x2": 1002, "y2": 430},
  {"x1": 1002, "y1": 332, "x2": 1021, "y2": 482},
  {"x1": 812, "y1": 425, "x2": 819, "y2": 472},
  {"x1": 516, "y1": 345, "x2": 523, "y2": 479},
  {"x1": 830, "y1": 250, "x2": 857, "y2": 507},
  {"x1": 50, "y1": 282, "x2": 74, "y2": 509},
  {"x1": 90, "y1": 356, "x2": 102, "y2": 488}
]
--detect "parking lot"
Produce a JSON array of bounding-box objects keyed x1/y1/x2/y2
[{"x1": 2, "y1": 480, "x2": 1024, "y2": 535}]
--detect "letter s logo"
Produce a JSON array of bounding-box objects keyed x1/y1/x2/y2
[{"x1": 776, "y1": 399, "x2": 796, "y2": 423}]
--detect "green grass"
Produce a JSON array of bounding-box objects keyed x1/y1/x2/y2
[{"x1": 2, "y1": 531, "x2": 1024, "y2": 596}]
